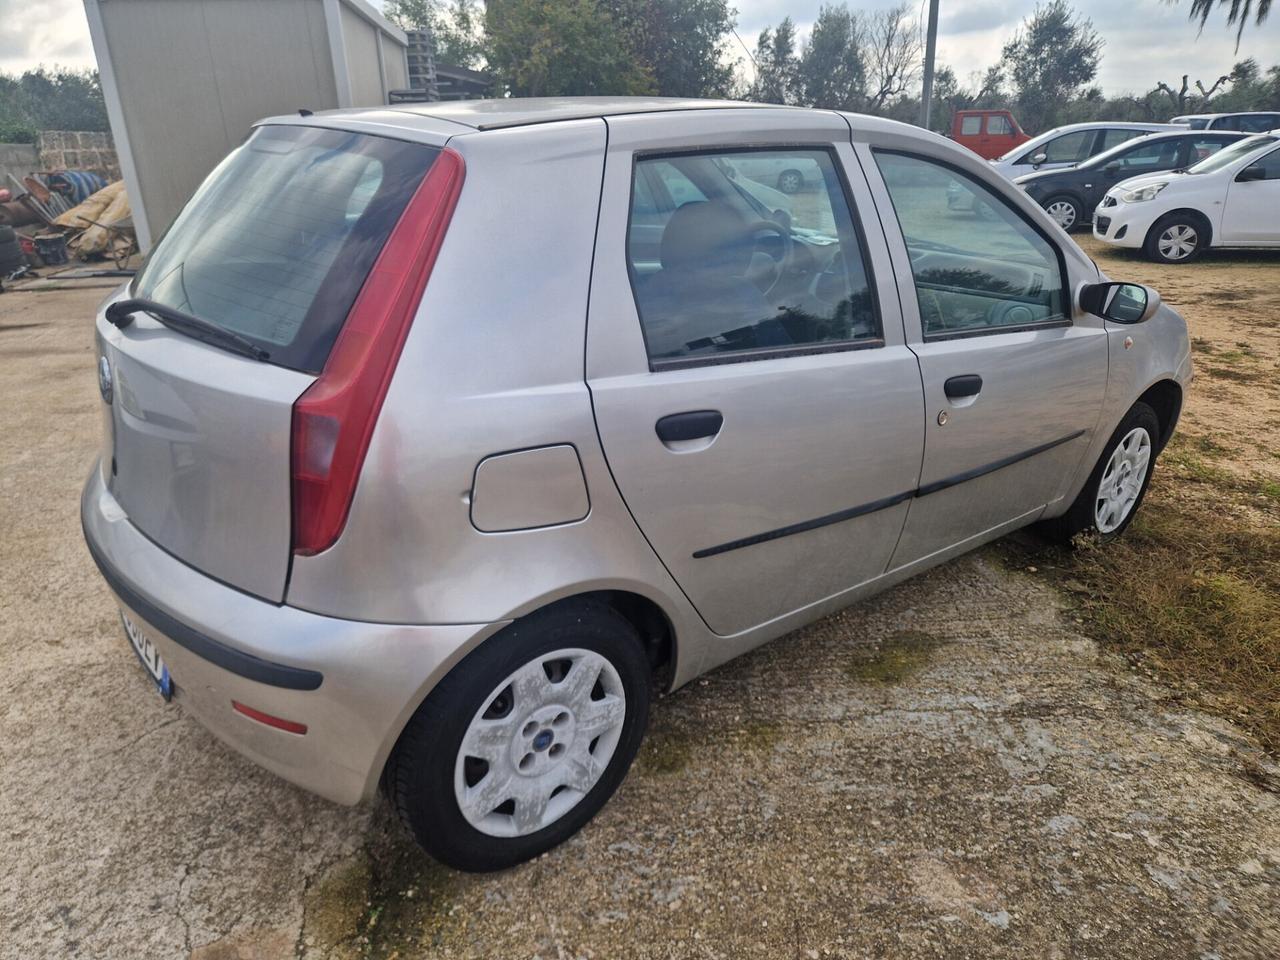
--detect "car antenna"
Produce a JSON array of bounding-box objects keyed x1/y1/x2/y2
[{"x1": 298, "y1": 108, "x2": 313, "y2": 117}]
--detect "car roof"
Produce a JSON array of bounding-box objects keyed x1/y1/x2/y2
[{"x1": 382, "y1": 96, "x2": 792, "y2": 131}]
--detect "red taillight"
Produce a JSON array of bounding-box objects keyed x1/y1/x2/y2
[
  {"x1": 291, "y1": 148, "x2": 465, "y2": 555},
  {"x1": 232, "y1": 700, "x2": 308, "y2": 735}
]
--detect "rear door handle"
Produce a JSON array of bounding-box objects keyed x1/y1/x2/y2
[
  {"x1": 944, "y1": 375, "x2": 983, "y2": 401},
  {"x1": 655, "y1": 410, "x2": 723, "y2": 444}
]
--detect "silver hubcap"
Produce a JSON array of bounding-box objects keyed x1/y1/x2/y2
[
  {"x1": 1047, "y1": 200, "x2": 1077, "y2": 229},
  {"x1": 1158, "y1": 224, "x2": 1197, "y2": 260},
  {"x1": 454, "y1": 648, "x2": 626, "y2": 838},
  {"x1": 780, "y1": 173, "x2": 801, "y2": 191},
  {"x1": 1095, "y1": 427, "x2": 1151, "y2": 534}
]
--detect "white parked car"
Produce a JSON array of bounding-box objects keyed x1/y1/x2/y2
[
  {"x1": 1094, "y1": 133, "x2": 1280, "y2": 262},
  {"x1": 1169, "y1": 111, "x2": 1280, "y2": 133},
  {"x1": 988, "y1": 122, "x2": 1179, "y2": 179}
]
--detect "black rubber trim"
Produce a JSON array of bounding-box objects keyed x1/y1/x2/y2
[
  {"x1": 83, "y1": 524, "x2": 324, "y2": 691},
  {"x1": 916, "y1": 430, "x2": 1085, "y2": 497},
  {"x1": 692, "y1": 430, "x2": 1087, "y2": 558},
  {"x1": 692, "y1": 489, "x2": 914, "y2": 559}
]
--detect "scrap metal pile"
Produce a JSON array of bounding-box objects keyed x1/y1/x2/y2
[{"x1": 0, "y1": 170, "x2": 134, "y2": 268}]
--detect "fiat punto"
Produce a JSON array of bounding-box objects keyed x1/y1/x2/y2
[{"x1": 83, "y1": 98, "x2": 1191, "y2": 871}]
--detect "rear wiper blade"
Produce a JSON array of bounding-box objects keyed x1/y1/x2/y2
[{"x1": 105, "y1": 298, "x2": 270, "y2": 361}]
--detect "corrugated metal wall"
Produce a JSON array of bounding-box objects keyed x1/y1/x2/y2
[{"x1": 89, "y1": 0, "x2": 407, "y2": 248}]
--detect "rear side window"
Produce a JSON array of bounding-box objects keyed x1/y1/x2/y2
[
  {"x1": 960, "y1": 116, "x2": 982, "y2": 136},
  {"x1": 133, "y1": 125, "x2": 440, "y2": 373},
  {"x1": 627, "y1": 148, "x2": 880, "y2": 366},
  {"x1": 874, "y1": 152, "x2": 1066, "y2": 339}
]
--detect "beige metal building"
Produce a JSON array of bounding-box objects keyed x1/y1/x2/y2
[{"x1": 84, "y1": 0, "x2": 409, "y2": 250}]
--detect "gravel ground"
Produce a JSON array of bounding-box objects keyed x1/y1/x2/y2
[{"x1": 2, "y1": 272, "x2": 1278, "y2": 960}]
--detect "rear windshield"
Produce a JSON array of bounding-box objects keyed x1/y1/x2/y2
[{"x1": 133, "y1": 125, "x2": 440, "y2": 373}]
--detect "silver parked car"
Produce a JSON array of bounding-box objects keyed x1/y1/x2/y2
[{"x1": 83, "y1": 98, "x2": 1191, "y2": 872}]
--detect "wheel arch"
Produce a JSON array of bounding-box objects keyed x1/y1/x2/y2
[
  {"x1": 1136, "y1": 378, "x2": 1183, "y2": 452},
  {"x1": 1146, "y1": 207, "x2": 1214, "y2": 248}
]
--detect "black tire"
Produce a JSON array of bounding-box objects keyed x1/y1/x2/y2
[
  {"x1": 776, "y1": 169, "x2": 804, "y2": 194},
  {"x1": 1143, "y1": 212, "x2": 1208, "y2": 264},
  {"x1": 0, "y1": 225, "x2": 16, "y2": 244},
  {"x1": 385, "y1": 601, "x2": 651, "y2": 872},
  {"x1": 1035, "y1": 401, "x2": 1160, "y2": 544},
  {"x1": 1042, "y1": 194, "x2": 1083, "y2": 232}
]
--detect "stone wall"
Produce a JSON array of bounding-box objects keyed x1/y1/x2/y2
[
  {"x1": 0, "y1": 142, "x2": 39, "y2": 192},
  {"x1": 36, "y1": 130, "x2": 120, "y2": 179}
]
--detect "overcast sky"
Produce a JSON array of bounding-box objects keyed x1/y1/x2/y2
[{"x1": 2, "y1": 0, "x2": 1278, "y2": 96}]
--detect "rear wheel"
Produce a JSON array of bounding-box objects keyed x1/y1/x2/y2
[
  {"x1": 1144, "y1": 213, "x2": 1207, "y2": 263},
  {"x1": 1043, "y1": 194, "x2": 1082, "y2": 231},
  {"x1": 776, "y1": 169, "x2": 804, "y2": 194},
  {"x1": 1035, "y1": 402, "x2": 1159, "y2": 544},
  {"x1": 385, "y1": 602, "x2": 650, "y2": 872}
]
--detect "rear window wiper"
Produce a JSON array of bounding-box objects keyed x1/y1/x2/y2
[{"x1": 105, "y1": 298, "x2": 270, "y2": 362}]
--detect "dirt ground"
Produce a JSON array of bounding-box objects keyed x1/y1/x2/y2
[{"x1": 2, "y1": 242, "x2": 1279, "y2": 960}]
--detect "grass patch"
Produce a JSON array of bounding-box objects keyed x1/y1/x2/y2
[
  {"x1": 1015, "y1": 468, "x2": 1280, "y2": 753},
  {"x1": 304, "y1": 820, "x2": 464, "y2": 959},
  {"x1": 638, "y1": 722, "x2": 696, "y2": 776},
  {"x1": 845, "y1": 630, "x2": 941, "y2": 684}
]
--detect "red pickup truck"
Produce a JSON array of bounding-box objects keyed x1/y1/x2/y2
[{"x1": 951, "y1": 110, "x2": 1031, "y2": 160}]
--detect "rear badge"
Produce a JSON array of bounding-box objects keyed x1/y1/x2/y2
[{"x1": 98, "y1": 355, "x2": 113, "y2": 404}]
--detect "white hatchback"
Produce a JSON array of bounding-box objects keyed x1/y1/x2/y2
[{"x1": 1094, "y1": 133, "x2": 1280, "y2": 262}]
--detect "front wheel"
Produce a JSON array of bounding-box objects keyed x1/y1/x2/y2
[
  {"x1": 385, "y1": 602, "x2": 650, "y2": 872},
  {"x1": 1035, "y1": 402, "x2": 1160, "y2": 544},
  {"x1": 1144, "y1": 214, "x2": 1207, "y2": 263},
  {"x1": 1043, "y1": 194, "x2": 1082, "y2": 232}
]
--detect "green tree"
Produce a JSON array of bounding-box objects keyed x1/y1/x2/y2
[
  {"x1": 750, "y1": 17, "x2": 800, "y2": 104},
  {"x1": 1188, "y1": 0, "x2": 1272, "y2": 47},
  {"x1": 798, "y1": 4, "x2": 866, "y2": 111},
  {"x1": 486, "y1": 0, "x2": 654, "y2": 97},
  {"x1": 604, "y1": 0, "x2": 735, "y2": 97},
  {"x1": 1002, "y1": 0, "x2": 1104, "y2": 130},
  {"x1": 384, "y1": 0, "x2": 485, "y2": 67},
  {"x1": 0, "y1": 68, "x2": 108, "y2": 134}
]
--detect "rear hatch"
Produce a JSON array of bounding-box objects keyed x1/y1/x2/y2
[{"x1": 97, "y1": 123, "x2": 443, "y2": 601}]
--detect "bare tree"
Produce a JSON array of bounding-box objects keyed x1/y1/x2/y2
[
  {"x1": 863, "y1": 4, "x2": 922, "y2": 113},
  {"x1": 1155, "y1": 72, "x2": 1233, "y2": 112}
]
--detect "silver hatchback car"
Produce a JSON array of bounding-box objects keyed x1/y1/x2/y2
[{"x1": 83, "y1": 98, "x2": 1191, "y2": 871}]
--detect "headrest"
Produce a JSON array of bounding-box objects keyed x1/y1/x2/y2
[{"x1": 659, "y1": 200, "x2": 753, "y2": 274}]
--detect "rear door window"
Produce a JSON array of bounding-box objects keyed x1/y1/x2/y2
[
  {"x1": 960, "y1": 116, "x2": 982, "y2": 136},
  {"x1": 133, "y1": 125, "x2": 440, "y2": 373},
  {"x1": 627, "y1": 148, "x2": 880, "y2": 365}
]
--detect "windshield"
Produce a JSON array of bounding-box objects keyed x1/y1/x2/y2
[
  {"x1": 133, "y1": 125, "x2": 440, "y2": 373},
  {"x1": 1186, "y1": 135, "x2": 1277, "y2": 174}
]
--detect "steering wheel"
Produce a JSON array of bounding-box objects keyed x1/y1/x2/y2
[{"x1": 744, "y1": 218, "x2": 796, "y2": 299}]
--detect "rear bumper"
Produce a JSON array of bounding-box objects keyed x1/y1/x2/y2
[{"x1": 81, "y1": 464, "x2": 504, "y2": 805}]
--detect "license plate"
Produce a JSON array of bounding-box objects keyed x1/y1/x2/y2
[{"x1": 122, "y1": 612, "x2": 173, "y2": 701}]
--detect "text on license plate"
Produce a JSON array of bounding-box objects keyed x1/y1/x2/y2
[{"x1": 122, "y1": 612, "x2": 173, "y2": 700}]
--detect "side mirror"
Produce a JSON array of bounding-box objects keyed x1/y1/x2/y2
[
  {"x1": 1103, "y1": 161, "x2": 1122, "y2": 174},
  {"x1": 1079, "y1": 281, "x2": 1161, "y2": 324},
  {"x1": 1031, "y1": 152, "x2": 1048, "y2": 166},
  {"x1": 1236, "y1": 164, "x2": 1265, "y2": 182}
]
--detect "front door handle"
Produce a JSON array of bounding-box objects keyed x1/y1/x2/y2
[
  {"x1": 944, "y1": 374, "x2": 983, "y2": 401},
  {"x1": 655, "y1": 410, "x2": 723, "y2": 444}
]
